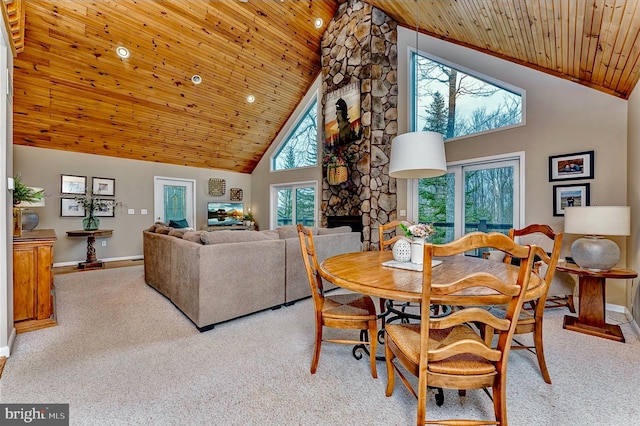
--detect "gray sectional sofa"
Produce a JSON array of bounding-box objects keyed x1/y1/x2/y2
[{"x1": 143, "y1": 224, "x2": 362, "y2": 331}]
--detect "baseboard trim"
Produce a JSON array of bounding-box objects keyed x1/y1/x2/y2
[
  {"x1": 0, "y1": 327, "x2": 16, "y2": 357},
  {"x1": 53, "y1": 255, "x2": 143, "y2": 268}
]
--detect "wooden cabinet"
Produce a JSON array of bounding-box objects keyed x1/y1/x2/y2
[{"x1": 13, "y1": 229, "x2": 57, "y2": 333}]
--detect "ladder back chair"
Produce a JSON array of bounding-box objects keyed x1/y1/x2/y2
[
  {"x1": 378, "y1": 220, "x2": 415, "y2": 326},
  {"x1": 485, "y1": 224, "x2": 563, "y2": 384},
  {"x1": 297, "y1": 224, "x2": 378, "y2": 378},
  {"x1": 385, "y1": 232, "x2": 537, "y2": 425}
]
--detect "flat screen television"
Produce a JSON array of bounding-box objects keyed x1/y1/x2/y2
[{"x1": 207, "y1": 202, "x2": 244, "y2": 226}]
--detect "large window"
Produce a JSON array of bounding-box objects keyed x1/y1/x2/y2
[
  {"x1": 271, "y1": 97, "x2": 318, "y2": 171},
  {"x1": 271, "y1": 182, "x2": 317, "y2": 228},
  {"x1": 411, "y1": 51, "x2": 524, "y2": 140},
  {"x1": 410, "y1": 154, "x2": 523, "y2": 256}
]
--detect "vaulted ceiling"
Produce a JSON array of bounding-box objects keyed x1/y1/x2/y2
[{"x1": 5, "y1": 0, "x2": 640, "y2": 174}]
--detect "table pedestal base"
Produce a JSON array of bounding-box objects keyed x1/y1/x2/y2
[
  {"x1": 77, "y1": 260, "x2": 105, "y2": 270},
  {"x1": 563, "y1": 315, "x2": 625, "y2": 342}
]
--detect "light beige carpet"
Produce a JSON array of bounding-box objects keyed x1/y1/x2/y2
[{"x1": 1, "y1": 265, "x2": 640, "y2": 425}]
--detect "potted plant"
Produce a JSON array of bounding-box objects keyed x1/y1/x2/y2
[
  {"x1": 74, "y1": 193, "x2": 113, "y2": 231},
  {"x1": 12, "y1": 175, "x2": 44, "y2": 237}
]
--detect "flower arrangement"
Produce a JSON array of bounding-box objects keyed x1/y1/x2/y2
[
  {"x1": 322, "y1": 146, "x2": 356, "y2": 165},
  {"x1": 399, "y1": 223, "x2": 436, "y2": 239},
  {"x1": 74, "y1": 193, "x2": 113, "y2": 214}
]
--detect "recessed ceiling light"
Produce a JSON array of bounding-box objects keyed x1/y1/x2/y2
[
  {"x1": 191, "y1": 75, "x2": 203, "y2": 85},
  {"x1": 115, "y1": 46, "x2": 130, "y2": 59},
  {"x1": 247, "y1": 95, "x2": 255, "y2": 103},
  {"x1": 314, "y1": 18, "x2": 324, "y2": 29}
]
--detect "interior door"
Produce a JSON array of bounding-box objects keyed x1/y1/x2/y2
[{"x1": 153, "y1": 177, "x2": 196, "y2": 228}]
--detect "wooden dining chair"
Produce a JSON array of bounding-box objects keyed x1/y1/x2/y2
[
  {"x1": 297, "y1": 224, "x2": 378, "y2": 378},
  {"x1": 379, "y1": 219, "x2": 413, "y2": 251},
  {"x1": 378, "y1": 220, "x2": 414, "y2": 323},
  {"x1": 485, "y1": 224, "x2": 563, "y2": 384},
  {"x1": 385, "y1": 232, "x2": 537, "y2": 425}
]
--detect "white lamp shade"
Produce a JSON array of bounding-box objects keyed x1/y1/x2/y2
[
  {"x1": 564, "y1": 206, "x2": 630, "y2": 236},
  {"x1": 16, "y1": 187, "x2": 45, "y2": 208},
  {"x1": 389, "y1": 131, "x2": 447, "y2": 179}
]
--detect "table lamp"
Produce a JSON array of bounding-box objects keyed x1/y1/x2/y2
[
  {"x1": 564, "y1": 206, "x2": 630, "y2": 271},
  {"x1": 16, "y1": 187, "x2": 45, "y2": 231},
  {"x1": 389, "y1": 131, "x2": 447, "y2": 179}
]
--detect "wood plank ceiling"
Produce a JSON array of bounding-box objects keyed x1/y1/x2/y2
[{"x1": 9, "y1": 0, "x2": 640, "y2": 173}]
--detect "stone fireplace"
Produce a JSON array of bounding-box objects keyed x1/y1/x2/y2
[{"x1": 320, "y1": 0, "x2": 398, "y2": 251}]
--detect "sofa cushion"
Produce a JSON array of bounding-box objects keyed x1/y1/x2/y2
[
  {"x1": 317, "y1": 226, "x2": 352, "y2": 235},
  {"x1": 168, "y1": 228, "x2": 189, "y2": 238},
  {"x1": 201, "y1": 230, "x2": 273, "y2": 245},
  {"x1": 155, "y1": 225, "x2": 173, "y2": 234},
  {"x1": 169, "y1": 218, "x2": 190, "y2": 229},
  {"x1": 183, "y1": 231, "x2": 205, "y2": 243},
  {"x1": 276, "y1": 225, "x2": 299, "y2": 239},
  {"x1": 260, "y1": 230, "x2": 280, "y2": 240}
]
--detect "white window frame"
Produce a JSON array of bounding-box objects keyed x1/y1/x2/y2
[
  {"x1": 407, "y1": 152, "x2": 525, "y2": 240},
  {"x1": 270, "y1": 88, "x2": 321, "y2": 172},
  {"x1": 410, "y1": 47, "x2": 526, "y2": 141},
  {"x1": 270, "y1": 180, "x2": 318, "y2": 229}
]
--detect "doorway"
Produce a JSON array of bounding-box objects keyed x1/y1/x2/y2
[{"x1": 153, "y1": 176, "x2": 196, "y2": 228}]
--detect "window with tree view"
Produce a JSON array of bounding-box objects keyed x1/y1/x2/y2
[
  {"x1": 272, "y1": 98, "x2": 318, "y2": 171},
  {"x1": 412, "y1": 52, "x2": 523, "y2": 139}
]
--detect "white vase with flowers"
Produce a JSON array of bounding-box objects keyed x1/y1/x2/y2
[{"x1": 399, "y1": 223, "x2": 436, "y2": 265}]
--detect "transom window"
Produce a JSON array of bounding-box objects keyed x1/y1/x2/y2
[
  {"x1": 411, "y1": 51, "x2": 524, "y2": 139},
  {"x1": 271, "y1": 98, "x2": 318, "y2": 171}
]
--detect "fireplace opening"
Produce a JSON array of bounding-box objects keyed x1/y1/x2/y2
[{"x1": 327, "y1": 215, "x2": 363, "y2": 242}]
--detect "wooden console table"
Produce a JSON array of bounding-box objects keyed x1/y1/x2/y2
[
  {"x1": 556, "y1": 262, "x2": 637, "y2": 342},
  {"x1": 66, "y1": 229, "x2": 113, "y2": 270},
  {"x1": 13, "y1": 229, "x2": 57, "y2": 333}
]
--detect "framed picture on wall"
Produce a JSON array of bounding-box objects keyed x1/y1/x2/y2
[
  {"x1": 92, "y1": 177, "x2": 115, "y2": 196},
  {"x1": 553, "y1": 183, "x2": 590, "y2": 216},
  {"x1": 324, "y1": 82, "x2": 362, "y2": 148},
  {"x1": 93, "y1": 199, "x2": 115, "y2": 217},
  {"x1": 60, "y1": 197, "x2": 85, "y2": 217},
  {"x1": 548, "y1": 151, "x2": 594, "y2": 181},
  {"x1": 61, "y1": 174, "x2": 87, "y2": 195}
]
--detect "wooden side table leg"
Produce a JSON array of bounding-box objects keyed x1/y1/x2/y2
[
  {"x1": 563, "y1": 276, "x2": 625, "y2": 342},
  {"x1": 86, "y1": 236, "x2": 97, "y2": 263}
]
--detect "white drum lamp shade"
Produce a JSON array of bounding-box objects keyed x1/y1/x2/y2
[
  {"x1": 389, "y1": 131, "x2": 447, "y2": 179},
  {"x1": 564, "y1": 206, "x2": 630, "y2": 271}
]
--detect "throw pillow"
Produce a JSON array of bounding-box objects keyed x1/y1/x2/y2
[
  {"x1": 155, "y1": 225, "x2": 172, "y2": 234},
  {"x1": 169, "y1": 219, "x2": 190, "y2": 229},
  {"x1": 168, "y1": 229, "x2": 189, "y2": 238},
  {"x1": 183, "y1": 231, "x2": 205, "y2": 244}
]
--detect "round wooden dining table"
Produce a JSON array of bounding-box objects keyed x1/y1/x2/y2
[{"x1": 320, "y1": 251, "x2": 545, "y2": 306}]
